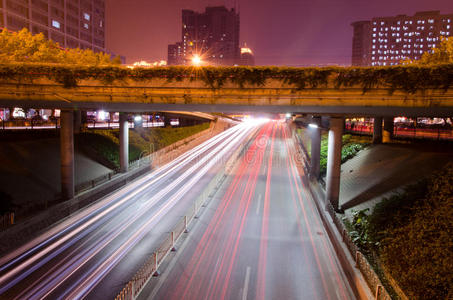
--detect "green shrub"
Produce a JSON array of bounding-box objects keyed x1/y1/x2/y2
[
  {"x1": 320, "y1": 134, "x2": 369, "y2": 176},
  {"x1": 374, "y1": 163, "x2": 453, "y2": 300}
]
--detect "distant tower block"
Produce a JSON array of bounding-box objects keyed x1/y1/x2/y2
[{"x1": 240, "y1": 43, "x2": 255, "y2": 66}]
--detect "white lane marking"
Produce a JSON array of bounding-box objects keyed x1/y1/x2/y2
[
  {"x1": 256, "y1": 194, "x2": 261, "y2": 215},
  {"x1": 242, "y1": 266, "x2": 251, "y2": 300},
  {"x1": 256, "y1": 194, "x2": 262, "y2": 215}
]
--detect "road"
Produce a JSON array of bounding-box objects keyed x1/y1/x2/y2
[
  {"x1": 0, "y1": 122, "x2": 257, "y2": 299},
  {"x1": 142, "y1": 121, "x2": 356, "y2": 300}
]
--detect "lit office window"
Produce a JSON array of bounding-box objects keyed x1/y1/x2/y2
[
  {"x1": 84, "y1": 13, "x2": 90, "y2": 21},
  {"x1": 52, "y1": 20, "x2": 60, "y2": 29}
]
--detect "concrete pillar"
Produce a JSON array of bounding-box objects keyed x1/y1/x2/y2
[
  {"x1": 326, "y1": 117, "x2": 343, "y2": 212},
  {"x1": 60, "y1": 110, "x2": 74, "y2": 200},
  {"x1": 73, "y1": 110, "x2": 82, "y2": 134},
  {"x1": 119, "y1": 113, "x2": 129, "y2": 173},
  {"x1": 372, "y1": 117, "x2": 383, "y2": 144},
  {"x1": 383, "y1": 117, "x2": 394, "y2": 143},
  {"x1": 310, "y1": 116, "x2": 321, "y2": 180}
]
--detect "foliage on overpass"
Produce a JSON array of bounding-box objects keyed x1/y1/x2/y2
[{"x1": 1, "y1": 63, "x2": 453, "y2": 93}]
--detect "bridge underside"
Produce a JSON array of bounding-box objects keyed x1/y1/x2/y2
[
  {"x1": 1, "y1": 100, "x2": 451, "y2": 117},
  {"x1": 0, "y1": 79, "x2": 452, "y2": 117}
]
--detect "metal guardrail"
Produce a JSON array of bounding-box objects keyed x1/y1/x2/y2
[
  {"x1": 114, "y1": 134, "x2": 248, "y2": 300},
  {"x1": 345, "y1": 122, "x2": 453, "y2": 141},
  {"x1": 75, "y1": 155, "x2": 152, "y2": 195},
  {"x1": 292, "y1": 126, "x2": 394, "y2": 300},
  {"x1": 324, "y1": 185, "x2": 393, "y2": 300}
]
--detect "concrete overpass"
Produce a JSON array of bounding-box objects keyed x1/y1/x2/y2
[
  {"x1": 1, "y1": 65, "x2": 452, "y2": 211},
  {"x1": 0, "y1": 76, "x2": 452, "y2": 116}
]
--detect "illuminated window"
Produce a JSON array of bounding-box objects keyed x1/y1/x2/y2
[
  {"x1": 84, "y1": 23, "x2": 89, "y2": 29},
  {"x1": 52, "y1": 20, "x2": 60, "y2": 29},
  {"x1": 83, "y1": 13, "x2": 90, "y2": 21},
  {"x1": 447, "y1": 25, "x2": 451, "y2": 29},
  {"x1": 373, "y1": 27, "x2": 377, "y2": 32}
]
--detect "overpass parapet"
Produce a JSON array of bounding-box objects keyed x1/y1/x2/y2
[{"x1": 0, "y1": 64, "x2": 452, "y2": 115}]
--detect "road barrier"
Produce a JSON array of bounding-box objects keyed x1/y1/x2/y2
[
  {"x1": 328, "y1": 204, "x2": 393, "y2": 300},
  {"x1": 291, "y1": 124, "x2": 395, "y2": 300},
  {"x1": 114, "y1": 128, "x2": 254, "y2": 300}
]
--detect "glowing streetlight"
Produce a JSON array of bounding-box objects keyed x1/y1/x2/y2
[{"x1": 192, "y1": 55, "x2": 202, "y2": 66}]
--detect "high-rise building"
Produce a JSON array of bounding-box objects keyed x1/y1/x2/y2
[
  {"x1": 0, "y1": 0, "x2": 106, "y2": 52},
  {"x1": 168, "y1": 6, "x2": 240, "y2": 66},
  {"x1": 239, "y1": 43, "x2": 255, "y2": 66},
  {"x1": 352, "y1": 11, "x2": 453, "y2": 66}
]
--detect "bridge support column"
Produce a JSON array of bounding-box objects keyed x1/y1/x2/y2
[
  {"x1": 60, "y1": 110, "x2": 74, "y2": 200},
  {"x1": 310, "y1": 116, "x2": 321, "y2": 180},
  {"x1": 326, "y1": 117, "x2": 343, "y2": 212},
  {"x1": 383, "y1": 117, "x2": 394, "y2": 143},
  {"x1": 119, "y1": 113, "x2": 129, "y2": 173},
  {"x1": 73, "y1": 110, "x2": 82, "y2": 134},
  {"x1": 373, "y1": 117, "x2": 383, "y2": 144}
]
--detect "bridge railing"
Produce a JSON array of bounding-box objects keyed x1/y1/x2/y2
[
  {"x1": 345, "y1": 120, "x2": 453, "y2": 141},
  {"x1": 114, "y1": 130, "x2": 251, "y2": 300}
]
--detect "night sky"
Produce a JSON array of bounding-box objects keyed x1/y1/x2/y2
[{"x1": 106, "y1": 0, "x2": 452, "y2": 66}]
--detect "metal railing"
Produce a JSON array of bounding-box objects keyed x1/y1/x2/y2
[
  {"x1": 345, "y1": 121, "x2": 453, "y2": 141},
  {"x1": 325, "y1": 191, "x2": 393, "y2": 300},
  {"x1": 292, "y1": 126, "x2": 395, "y2": 300},
  {"x1": 114, "y1": 132, "x2": 248, "y2": 300}
]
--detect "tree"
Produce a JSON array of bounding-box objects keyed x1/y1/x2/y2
[
  {"x1": 0, "y1": 28, "x2": 120, "y2": 66},
  {"x1": 404, "y1": 37, "x2": 453, "y2": 65}
]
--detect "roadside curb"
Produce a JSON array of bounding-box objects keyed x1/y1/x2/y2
[
  {"x1": 305, "y1": 177, "x2": 374, "y2": 300},
  {"x1": 291, "y1": 128, "x2": 374, "y2": 300}
]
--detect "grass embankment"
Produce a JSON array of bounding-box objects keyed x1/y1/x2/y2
[
  {"x1": 77, "y1": 123, "x2": 210, "y2": 169},
  {"x1": 320, "y1": 134, "x2": 370, "y2": 176},
  {"x1": 344, "y1": 163, "x2": 453, "y2": 299}
]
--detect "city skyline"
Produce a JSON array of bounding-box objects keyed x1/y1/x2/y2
[{"x1": 106, "y1": 0, "x2": 452, "y2": 66}]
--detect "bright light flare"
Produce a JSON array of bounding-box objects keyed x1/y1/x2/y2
[
  {"x1": 134, "y1": 115, "x2": 142, "y2": 122},
  {"x1": 243, "y1": 117, "x2": 271, "y2": 126},
  {"x1": 308, "y1": 123, "x2": 318, "y2": 129},
  {"x1": 192, "y1": 55, "x2": 202, "y2": 66},
  {"x1": 97, "y1": 110, "x2": 106, "y2": 121}
]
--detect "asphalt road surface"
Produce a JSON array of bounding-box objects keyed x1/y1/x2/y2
[
  {"x1": 142, "y1": 121, "x2": 356, "y2": 300},
  {"x1": 0, "y1": 122, "x2": 258, "y2": 299}
]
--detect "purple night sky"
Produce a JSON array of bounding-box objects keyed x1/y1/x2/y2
[{"x1": 105, "y1": 0, "x2": 452, "y2": 66}]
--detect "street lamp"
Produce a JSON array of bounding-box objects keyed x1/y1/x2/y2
[{"x1": 191, "y1": 54, "x2": 202, "y2": 66}]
